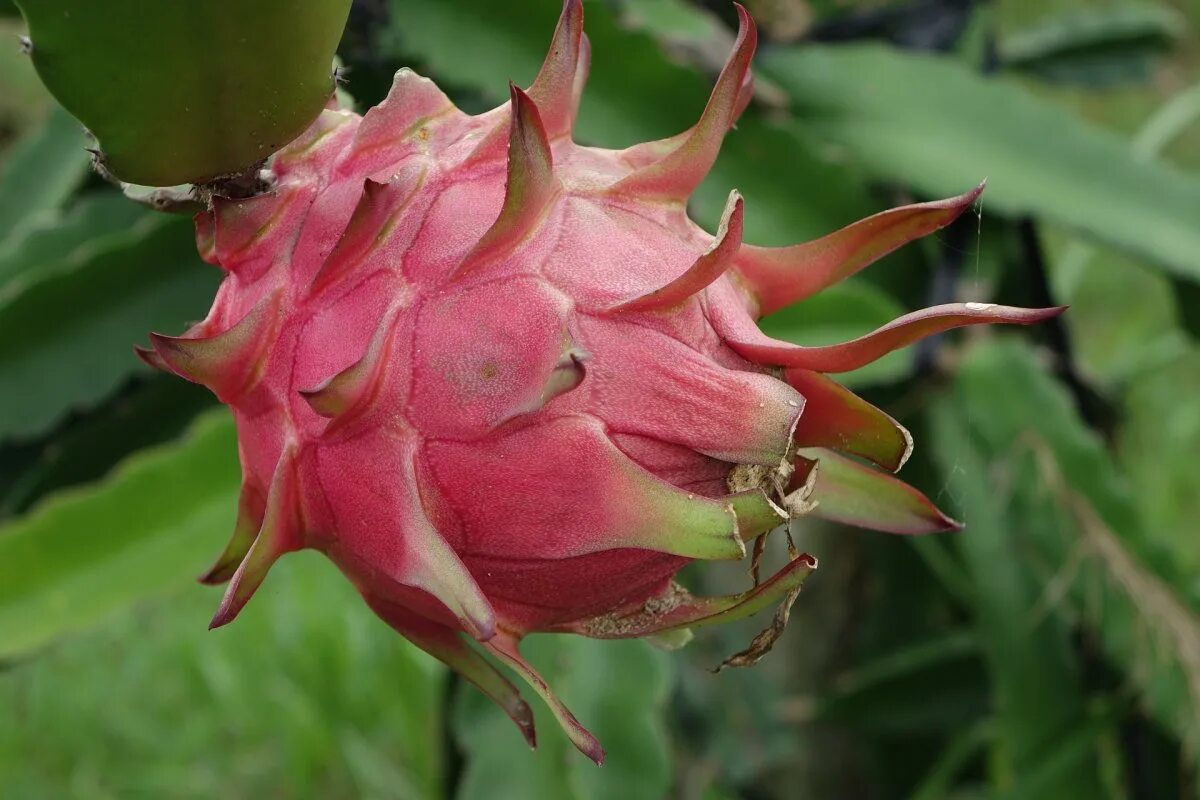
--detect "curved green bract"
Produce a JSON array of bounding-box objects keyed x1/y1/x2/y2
[{"x1": 14, "y1": 0, "x2": 351, "y2": 186}]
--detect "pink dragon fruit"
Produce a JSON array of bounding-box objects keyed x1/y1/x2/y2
[{"x1": 138, "y1": 1, "x2": 1060, "y2": 762}]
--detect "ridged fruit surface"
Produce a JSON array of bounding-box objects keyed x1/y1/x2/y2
[{"x1": 141, "y1": 1, "x2": 1061, "y2": 762}]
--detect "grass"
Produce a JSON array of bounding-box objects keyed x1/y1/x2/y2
[{"x1": 1, "y1": 552, "x2": 446, "y2": 800}]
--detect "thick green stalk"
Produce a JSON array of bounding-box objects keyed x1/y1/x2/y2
[{"x1": 14, "y1": 0, "x2": 351, "y2": 186}]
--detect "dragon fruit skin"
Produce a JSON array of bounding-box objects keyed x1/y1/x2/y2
[{"x1": 139, "y1": 1, "x2": 1062, "y2": 763}]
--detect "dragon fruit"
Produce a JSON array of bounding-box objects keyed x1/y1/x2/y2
[{"x1": 138, "y1": 1, "x2": 1060, "y2": 762}]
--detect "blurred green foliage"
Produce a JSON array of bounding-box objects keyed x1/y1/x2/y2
[{"x1": 0, "y1": 0, "x2": 1198, "y2": 798}]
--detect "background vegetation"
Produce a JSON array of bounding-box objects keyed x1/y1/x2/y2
[{"x1": 1, "y1": 0, "x2": 1198, "y2": 797}]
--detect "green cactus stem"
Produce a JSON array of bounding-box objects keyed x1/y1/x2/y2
[{"x1": 14, "y1": 0, "x2": 352, "y2": 186}]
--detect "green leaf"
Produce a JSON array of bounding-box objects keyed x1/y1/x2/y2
[
  {"x1": 619, "y1": 0, "x2": 723, "y2": 43},
  {"x1": 759, "y1": 279, "x2": 913, "y2": 387},
  {"x1": 0, "y1": 209, "x2": 219, "y2": 442},
  {"x1": 759, "y1": 45, "x2": 1200, "y2": 283},
  {"x1": 454, "y1": 636, "x2": 673, "y2": 800},
  {"x1": 942, "y1": 338, "x2": 1200, "y2": 764},
  {"x1": 0, "y1": 376, "x2": 215, "y2": 517},
  {"x1": 998, "y1": 3, "x2": 1185, "y2": 85},
  {"x1": 927, "y1": 384, "x2": 1107, "y2": 799},
  {"x1": 1045, "y1": 229, "x2": 1189, "y2": 385},
  {"x1": 0, "y1": 191, "x2": 147, "y2": 287},
  {"x1": 907, "y1": 719, "x2": 994, "y2": 800},
  {"x1": 0, "y1": 105, "x2": 89, "y2": 243},
  {"x1": 0, "y1": 550, "x2": 445, "y2": 799},
  {"x1": 14, "y1": 0, "x2": 352, "y2": 185},
  {"x1": 815, "y1": 630, "x2": 988, "y2": 735},
  {"x1": 1118, "y1": 350, "x2": 1200, "y2": 576},
  {"x1": 1044, "y1": 79, "x2": 1200, "y2": 388},
  {"x1": 0, "y1": 410, "x2": 237, "y2": 660}
]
